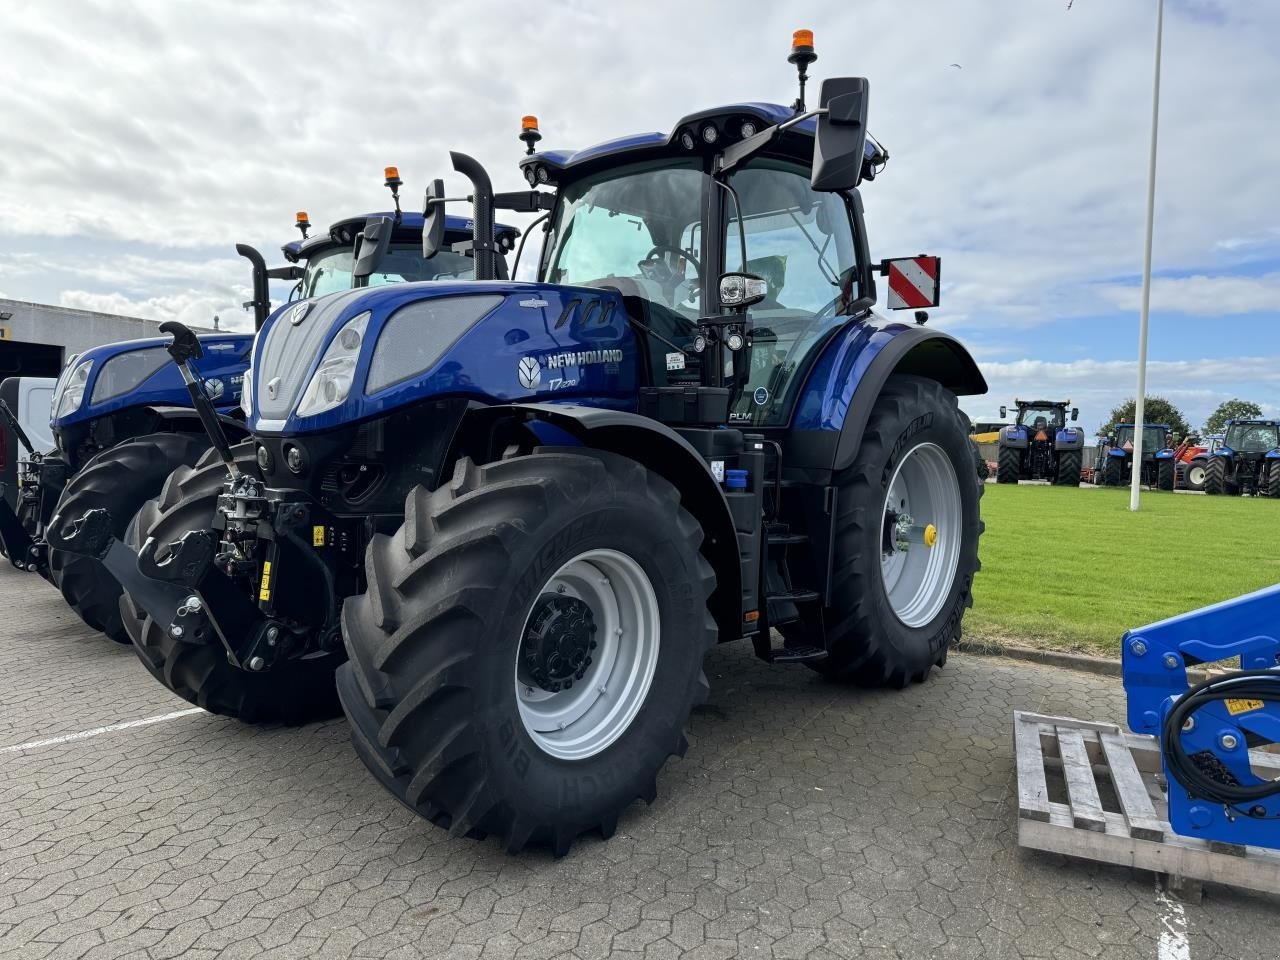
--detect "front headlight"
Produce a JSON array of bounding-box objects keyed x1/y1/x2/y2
[
  {"x1": 295, "y1": 311, "x2": 370, "y2": 418},
  {"x1": 54, "y1": 359, "x2": 93, "y2": 419}
]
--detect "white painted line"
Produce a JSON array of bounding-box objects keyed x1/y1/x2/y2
[
  {"x1": 1, "y1": 707, "x2": 205, "y2": 754},
  {"x1": 1155, "y1": 880, "x2": 1191, "y2": 960}
]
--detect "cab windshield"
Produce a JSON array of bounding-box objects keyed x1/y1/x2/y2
[
  {"x1": 1016, "y1": 405, "x2": 1064, "y2": 429},
  {"x1": 302, "y1": 243, "x2": 476, "y2": 299},
  {"x1": 1225, "y1": 422, "x2": 1279, "y2": 454},
  {"x1": 1113, "y1": 425, "x2": 1167, "y2": 453}
]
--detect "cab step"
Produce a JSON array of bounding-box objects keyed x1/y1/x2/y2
[
  {"x1": 768, "y1": 644, "x2": 828, "y2": 664},
  {"x1": 767, "y1": 588, "x2": 819, "y2": 604}
]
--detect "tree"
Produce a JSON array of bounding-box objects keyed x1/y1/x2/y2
[
  {"x1": 1098, "y1": 396, "x2": 1190, "y2": 439},
  {"x1": 1203, "y1": 398, "x2": 1263, "y2": 435}
]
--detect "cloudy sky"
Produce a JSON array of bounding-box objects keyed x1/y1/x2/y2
[{"x1": 1, "y1": 0, "x2": 1277, "y2": 433}]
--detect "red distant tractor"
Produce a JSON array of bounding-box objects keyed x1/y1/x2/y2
[{"x1": 1173, "y1": 433, "x2": 1224, "y2": 492}]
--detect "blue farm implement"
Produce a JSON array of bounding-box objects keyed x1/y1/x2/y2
[{"x1": 55, "y1": 33, "x2": 989, "y2": 855}]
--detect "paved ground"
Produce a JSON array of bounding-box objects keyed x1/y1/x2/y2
[{"x1": 1, "y1": 563, "x2": 1276, "y2": 960}]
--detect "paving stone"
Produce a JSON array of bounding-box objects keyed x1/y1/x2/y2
[{"x1": 1, "y1": 563, "x2": 1277, "y2": 958}]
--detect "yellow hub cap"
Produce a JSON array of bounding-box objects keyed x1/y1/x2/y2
[{"x1": 923, "y1": 523, "x2": 938, "y2": 548}]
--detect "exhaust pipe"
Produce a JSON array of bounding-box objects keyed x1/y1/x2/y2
[
  {"x1": 236, "y1": 243, "x2": 271, "y2": 330},
  {"x1": 449, "y1": 152, "x2": 497, "y2": 281}
]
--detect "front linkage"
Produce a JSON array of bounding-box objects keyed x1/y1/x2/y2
[
  {"x1": 49, "y1": 322, "x2": 344, "y2": 672},
  {"x1": 0, "y1": 398, "x2": 67, "y2": 572}
]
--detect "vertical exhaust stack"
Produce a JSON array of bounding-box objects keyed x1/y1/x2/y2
[
  {"x1": 449, "y1": 152, "x2": 497, "y2": 281},
  {"x1": 235, "y1": 244, "x2": 271, "y2": 331}
]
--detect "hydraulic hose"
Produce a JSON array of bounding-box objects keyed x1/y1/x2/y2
[{"x1": 1162, "y1": 668, "x2": 1280, "y2": 810}]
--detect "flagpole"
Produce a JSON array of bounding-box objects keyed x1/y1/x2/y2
[{"x1": 1130, "y1": 0, "x2": 1164, "y2": 511}]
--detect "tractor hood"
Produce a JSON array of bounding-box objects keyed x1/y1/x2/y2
[
  {"x1": 245, "y1": 281, "x2": 639, "y2": 436},
  {"x1": 50, "y1": 333, "x2": 252, "y2": 429}
]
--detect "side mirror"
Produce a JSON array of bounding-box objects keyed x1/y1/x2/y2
[
  {"x1": 881, "y1": 256, "x2": 941, "y2": 309},
  {"x1": 421, "y1": 179, "x2": 447, "y2": 259},
  {"x1": 1071, "y1": 407, "x2": 1079, "y2": 421},
  {"x1": 352, "y1": 216, "x2": 394, "y2": 286},
  {"x1": 811, "y1": 77, "x2": 869, "y2": 192},
  {"x1": 999, "y1": 405, "x2": 1007, "y2": 419},
  {"x1": 719, "y1": 272, "x2": 767, "y2": 311}
]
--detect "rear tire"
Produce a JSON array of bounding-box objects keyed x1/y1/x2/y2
[
  {"x1": 802, "y1": 376, "x2": 982, "y2": 687},
  {"x1": 48, "y1": 433, "x2": 210, "y2": 643},
  {"x1": 1055, "y1": 450, "x2": 1081, "y2": 487},
  {"x1": 1157, "y1": 459, "x2": 1174, "y2": 491},
  {"x1": 1184, "y1": 459, "x2": 1207, "y2": 492},
  {"x1": 126, "y1": 443, "x2": 343, "y2": 723},
  {"x1": 996, "y1": 446, "x2": 1020, "y2": 484},
  {"x1": 1205, "y1": 457, "x2": 1226, "y2": 495},
  {"x1": 338, "y1": 449, "x2": 716, "y2": 855}
]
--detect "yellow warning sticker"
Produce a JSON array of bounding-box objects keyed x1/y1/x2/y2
[
  {"x1": 1225, "y1": 698, "x2": 1265, "y2": 716},
  {"x1": 312, "y1": 525, "x2": 325, "y2": 547},
  {"x1": 258, "y1": 560, "x2": 273, "y2": 601}
]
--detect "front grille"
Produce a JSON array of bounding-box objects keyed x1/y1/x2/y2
[{"x1": 256, "y1": 289, "x2": 370, "y2": 419}]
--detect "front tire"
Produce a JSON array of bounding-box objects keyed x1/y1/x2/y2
[
  {"x1": 48, "y1": 433, "x2": 210, "y2": 643},
  {"x1": 1266, "y1": 462, "x2": 1280, "y2": 499},
  {"x1": 338, "y1": 450, "x2": 716, "y2": 855},
  {"x1": 1205, "y1": 457, "x2": 1226, "y2": 495},
  {"x1": 804, "y1": 376, "x2": 982, "y2": 687},
  {"x1": 126, "y1": 443, "x2": 343, "y2": 723},
  {"x1": 1104, "y1": 456, "x2": 1123, "y2": 487},
  {"x1": 1157, "y1": 458, "x2": 1174, "y2": 491}
]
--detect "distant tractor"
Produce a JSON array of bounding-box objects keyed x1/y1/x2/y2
[
  {"x1": 1173, "y1": 433, "x2": 1224, "y2": 492},
  {"x1": 1204, "y1": 420, "x2": 1280, "y2": 496},
  {"x1": 1094, "y1": 423, "x2": 1175, "y2": 489},
  {"x1": 995, "y1": 399, "x2": 1082, "y2": 485}
]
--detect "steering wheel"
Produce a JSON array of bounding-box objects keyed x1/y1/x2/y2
[{"x1": 643, "y1": 245, "x2": 701, "y2": 277}]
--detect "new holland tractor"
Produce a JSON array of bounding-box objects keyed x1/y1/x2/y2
[
  {"x1": 994, "y1": 399, "x2": 1081, "y2": 485},
  {"x1": 56, "y1": 35, "x2": 987, "y2": 854},
  {"x1": 1094, "y1": 422, "x2": 1175, "y2": 489},
  {"x1": 1203, "y1": 419, "x2": 1280, "y2": 496},
  {"x1": 25, "y1": 200, "x2": 509, "y2": 645}
]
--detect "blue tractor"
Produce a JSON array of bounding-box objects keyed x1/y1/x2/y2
[
  {"x1": 1203, "y1": 419, "x2": 1280, "y2": 496},
  {"x1": 58, "y1": 36, "x2": 987, "y2": 853},
  {"x1": 994, "y1": 399, "x2": 1082, "y2": 485},
  {"x1": 1094, "y1": 422, "x2": 1176, "y2": 489},
  {"x1": 26, "y1": 196, "x2": 510, "y2": 644}
]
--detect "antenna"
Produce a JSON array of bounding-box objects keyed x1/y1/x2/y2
[{"x1": 788, "y1": 29, "x2": 817, "y2": 113}]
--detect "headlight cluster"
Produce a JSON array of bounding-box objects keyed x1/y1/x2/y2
[
  {"x1": 54, "y1": 359, "x2": 93, "y2": 419},
  {"x1": 296, "y1": 311, "x2": 370, "y2": 418}
]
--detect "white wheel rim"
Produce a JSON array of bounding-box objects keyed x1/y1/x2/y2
[
  {"x1": 514, "y1": 549, "x2": 660, "y2": 760},
  {"x1": 879, "y1": 442, "x2": 963, "y2": 628},
  {"x1": 1188, "y1": 464, "x2": 1204, "y2": 485}
]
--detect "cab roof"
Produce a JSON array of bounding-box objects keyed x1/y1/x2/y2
[
  {"x1": 520, "y1": 101, "x2": 879, "y2": 186},
  {"x1": 282, "y1": 212, "x2": 519, "y2": 262}
]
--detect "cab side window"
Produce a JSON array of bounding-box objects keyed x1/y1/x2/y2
[{"x1": 726, "y1": 162, "x2": 858, "y2": 425}]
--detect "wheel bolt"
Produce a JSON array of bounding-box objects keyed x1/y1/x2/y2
[{"x1": 169, "y1": 624, "x2": 184, "y2": 638}]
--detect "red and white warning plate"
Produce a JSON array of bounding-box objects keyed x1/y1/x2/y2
[{"x1": 884, "y1": 256, "x2": 941, "y2": 310}]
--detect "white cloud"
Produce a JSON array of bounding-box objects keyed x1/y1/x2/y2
[
  {"x1": 1095, "y1": 273, "x2": 1280, "y2": 315},
  {"x1": 58, "y1": 288, "x2": 254, "y2": 333}
]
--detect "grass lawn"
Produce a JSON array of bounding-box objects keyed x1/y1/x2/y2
[{"x1": 967, "y1": 482, "x2": 1280, "y2": 658}]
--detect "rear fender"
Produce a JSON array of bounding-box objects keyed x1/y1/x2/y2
[
  {"x1": 449, "y1": 402, "x2": 741, "y2": 641},
  {"x1": 1054, "y1": 429, "x2": 1084, "y2": 451},
  {"x1": 789, "y1": 324, "x2": 987, "y2": 476},
  {"x1": 1000, "y1": 427, "x2": 1028, "y2": 450}
]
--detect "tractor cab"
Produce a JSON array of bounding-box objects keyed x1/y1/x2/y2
[
  {"x1": 1113, "y1": 423, "x2": 1170, "y2": 456},
  {"x1": 1222, "y1": 420, "x2": 1280, "y2": 456}
]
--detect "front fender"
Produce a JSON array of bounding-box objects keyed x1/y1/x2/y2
[
  {"x1": 788, "y1": 321, "x2": 986, "y2": 476},
  {"x1": 449, "y1": 402, "x2": 742, "y2": 642}
]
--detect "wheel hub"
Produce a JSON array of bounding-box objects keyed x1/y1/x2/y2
[{"x1": 521, "y1": 594, "x2": 597, "y2": 692}]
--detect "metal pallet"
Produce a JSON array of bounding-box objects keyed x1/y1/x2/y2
[{"x1": 1013, "y1": 711, "x2": 1280, "y2": 895}]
